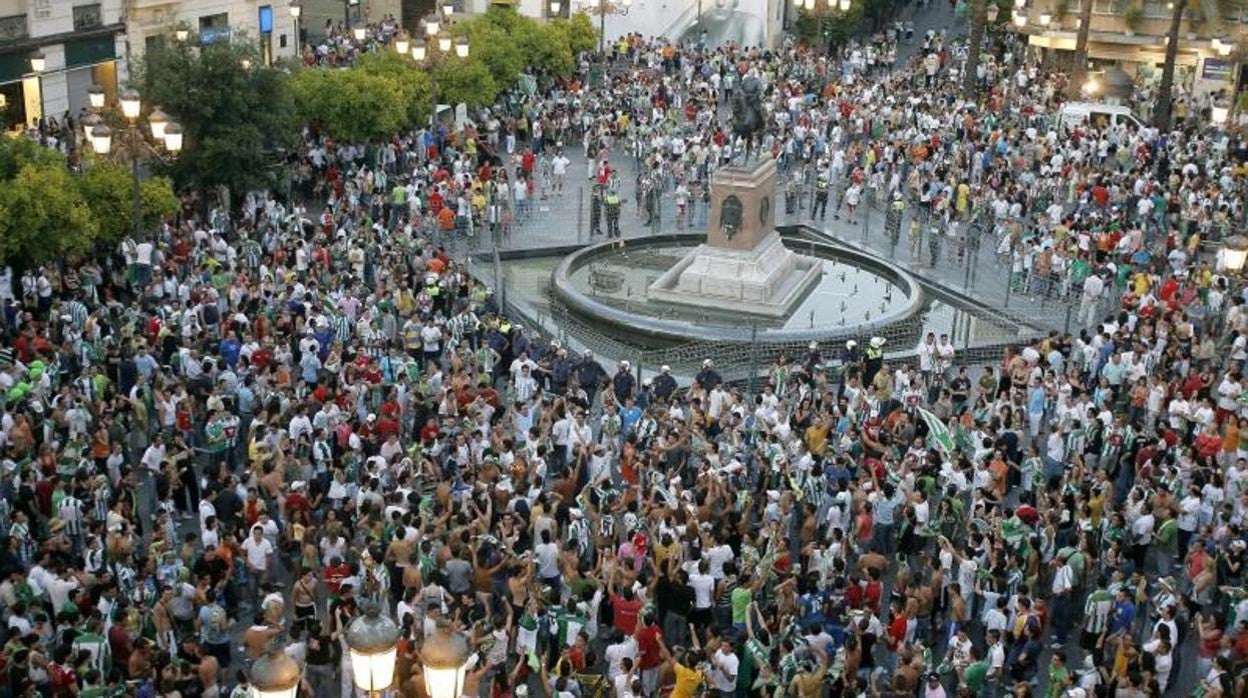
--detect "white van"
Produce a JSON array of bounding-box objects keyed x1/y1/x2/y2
[{"x1": 1056, "y1": 102, "x2": 1143, "y2": 134}]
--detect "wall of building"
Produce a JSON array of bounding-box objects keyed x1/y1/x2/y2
[
  {"x1": 0, "y1": 0, "x2": 127, "y2": 127},
  {"x1": 127, "y1": 0, "x2": 301, "y2": 64}
]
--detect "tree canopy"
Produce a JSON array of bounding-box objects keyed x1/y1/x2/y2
[
  {"x1": 135, "y1": 32, "x2": 297, "y2": 203},
  {"x1": 0, "y1": 139, "x2": 177, "y2": 266}
]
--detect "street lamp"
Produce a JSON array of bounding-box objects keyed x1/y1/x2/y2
[
  {"x1": 550, "y1": 0, "x2": 563, "y2": 16},
  {"x1": 1038, "y1": 11, "x2": 1050, "y2": 25},
  {"x1": 88, "y1": 84, "x2": 105, "y2": 109},
  {"x1": 163, "y1": 122, "x2": 184, "y2": 152},
  {"x1": 87, "y1": 87, "x2": 181, "y2": 241},
  {"x1": 411, "y1": 14, "x2": 469, "y2": 131},
  {"x1": 90, "y1": 124, "x2": 112, "y2": 155},
  {"x1": 249, "y1": 642, "x2": 302, "y2": 698},
  {"x1": 175, "y1": 27, "x2": 190, "y2": 42},
  {"x1": 986, "y1": 2, "x2": 999, "y2": 22},
  {"x1": 29, "y1": 51, "x2": 45, "y2": 127},
  {"x1": 582, "y1": 0, "x2": 631, "y2": 53},
  {"x1": 353, "y1": 24, "x2": 367, "y2": 42},
  {"x1": 119, "y1": 89, "x2": 141, "y2": 121},
  {"x1": 442, "y1": 2, "x2": 455, "y2": 16},
  {"x1": 1013, "y1": 10, "x2": 1027, "y2": 26},
  {"x1": 148, "y1": 108, "x2": 169, "y2": 140},
  {"x1": 345, "y1": 604, "x2": 401, "y2": 696},
  {"x1": 420, "y1": 624, "x2": 471, "y2": 698},
  {"x1": 81, "y1": 112, "x2": 101, "y2": 145},
  {"x1": 395, "y1": 32, "x2": 411, "y2": 55},
  {"x1": 1223, "y1": 235, "x2": 1248, "y2": 274}
]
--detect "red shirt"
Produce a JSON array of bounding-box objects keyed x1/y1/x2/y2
[
  {"x1": 325, "y1": 563, "x2": 351, "y2": 594},
  {"x1": 377, "y1": 416, "x2": 400, "y2": 440},
  {"x1": 887, "y1": 614, "x2": 907, "y2": 650},
  {"x1": 611, "y1": 594, "x2": 643, "y2": 635},
  {"x1": 636, "y1": 623, "x2": 663, "y2": 669},
  {"x1": 286, "y1": 492, "x2": 312, "y2": 518}
]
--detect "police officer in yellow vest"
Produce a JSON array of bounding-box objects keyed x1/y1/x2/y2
[
  {"x1": 605, "y1": 189, "x2": 622, "y2": 238},
  {"x1": 813, "y1": 173, "x2": 830, "y2": 220},
  {"x1": 864, "y1": 335, "x2": 885, "y2": 385}
]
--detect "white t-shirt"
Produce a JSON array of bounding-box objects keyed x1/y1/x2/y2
[
  {"x1": 711, "y1": 648, "x2": 739, "y2": 692},
  {"x1": 688, "y1": 572, "x2": 715, "y2": 609},
  {"x1": 241, "y1": 536, "x2": 273, "y2": 571}
]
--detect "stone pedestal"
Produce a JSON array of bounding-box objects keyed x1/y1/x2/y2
[{"x1": 647, "y1": 159, "x2": 822, "y2": 317}]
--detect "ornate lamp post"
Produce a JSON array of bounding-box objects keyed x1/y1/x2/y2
[
  {"x1": 420, "y1": 624, "x2": 471, "y2": 698},
  {"x1": 345, "y1": 604, "x2": 402, "y2": 696},
  {"x1": 249, "y1": 641, "x2": 303, "y2": 698},
  {"x1": 84, "y1": 88, "x2": 183, "y2": 239},
  {"x1": 580, "y1": 0, "x2": 631, "y2": 54},
  {"x1": 28, "y1": 51, "x2": 46, "y2": 128},
  {"x1": 1222, "y1": 235, "x2": 1248, "y2": 275},
  {"x1": 410, "y1": 12, "x2": 470, "y2": 131}
]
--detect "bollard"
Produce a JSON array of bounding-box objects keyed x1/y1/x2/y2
[{"x1": 577, "y1": 186, "x2": 585, "y2": 244}]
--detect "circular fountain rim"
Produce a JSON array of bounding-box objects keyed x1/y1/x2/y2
[{"x1": 551, "y1": 229, "x2": 924, "y2": 344}]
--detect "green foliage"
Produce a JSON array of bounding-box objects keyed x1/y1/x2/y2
[
  {"x1": 433, "y1": 58, "x2": 499, "y2": 109},
  {"x1": 290, "y1": 67, "x2": 412, "y2": 142},
  {"x1": 135, "y1": 32, "x2": 297, "y2": 202},
  {"x1": 354, "y1": 52, "x2": 434, "y2": 128},
  {"x1": 460, "y1": 13, "x2": 527, "y2": 88},
  {"x1": 77, "y1": 161, "x2": 179, "y2": 245},
  {"x1": 0, "y1": 138, "x2": 177, "y2": 265},
  {"x1": 793, "y1": 6, "x2": 865, "y2": 48},
  {"x1": 559, "y1": 12, "x2": 600, "y2": 55},
  {"x1": 0, "y1": 163, "x2": 97, "y2": 265},
  {"x1": 0, "y1": 136, "x2": 62, "y2": 179},
  {"x1": 457, "y1": 7, "x2": 579, "y2": 88}
]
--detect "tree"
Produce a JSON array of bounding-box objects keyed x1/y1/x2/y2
[
  {"x1": 459, "y1": 13, "x2": 527, "y2": 89},
  {"x1": 354, "y1": 52, "x2": 434, "y2": 128},
  {"x1": 1072, "y1": 0, "x2": 1093, "y2": 93},
  {"x1": 77, "y1": 161, "x2": 180, "y2": 245},
  {"x1": 0, "y1": 163, "x2": 97, "y2": 265},
  {"x1": 0, "y1": 138, "x2": 177, "y2": 266},
  {"x1": 1154, "y1": 0, "x2": 1234, "y2": 129},
  {"x1": 135, "y1": 32, "x2": 297, "y2": 207},
  {"x1": 962, "y1": 0, "x2": 987, "y2": 95},
  {"x1": 290, "y1": 67, "x2": 412, "y2": 143},
  {"x1": 558, "y1": 12, "x2": 600, "y2": 56},
  {"x1": 433, "y1": 58, "x2": 499, "y2": 109}
]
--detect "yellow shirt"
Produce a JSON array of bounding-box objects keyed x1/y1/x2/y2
[{"x1": 671, "y1": 663, "x2": 703, "y2": 698}]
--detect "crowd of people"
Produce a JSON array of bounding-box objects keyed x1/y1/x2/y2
[{"x1": 4, "y1": 3, "x2": 1248, "y2": 698}]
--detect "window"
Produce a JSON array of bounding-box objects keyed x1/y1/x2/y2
[
  {"x1": 199, "y1": 13, "x2": 231, "y2": 44},
  {"x1": 0, "y1": 14, "x2": 29, "y2": 41},
  {"x1": 258, "y1": 5, "x2": 273, "y2": 33},
  {"x1": 73, "y1": 3, "x2": 102, "y2": 30}
]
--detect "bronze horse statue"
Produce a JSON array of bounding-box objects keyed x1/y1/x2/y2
[{"x1": 731, "y1": 75, "x2": 766, "y2": 165}]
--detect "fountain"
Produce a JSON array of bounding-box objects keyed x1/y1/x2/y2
[{"x1": 646, "y1": 159, "x2": 823, "y2": 317}]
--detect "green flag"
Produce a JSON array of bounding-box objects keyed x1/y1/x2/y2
[{"x1": 918, "y1": 407, "x2": 955, "y2": 459}]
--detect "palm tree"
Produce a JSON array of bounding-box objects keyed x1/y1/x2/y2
[
  {"x1": 1154, "y1": 0, "x2": 1236, "y2": 129},
  {"x1": 963, "y1": 0, "x2": 998, "y2": 95},
  {"x1": 1071, "y1": 0, "x2": 1094, "y2": 92}
]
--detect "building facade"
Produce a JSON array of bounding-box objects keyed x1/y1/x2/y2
[
  {"x1": 1017, "y1": 0, "x2": 1246, "y2": 109},
  {"x1": 0, "y1": 0, "x2": 299, "y2": 130},
  {"x1": 0, "y1": 0, "x2": 126, "y2": 128}
]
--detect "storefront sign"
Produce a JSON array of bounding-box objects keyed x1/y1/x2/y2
[{"x1": 1203, "y1": 58, "x2": 1233, "y2": 82}]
